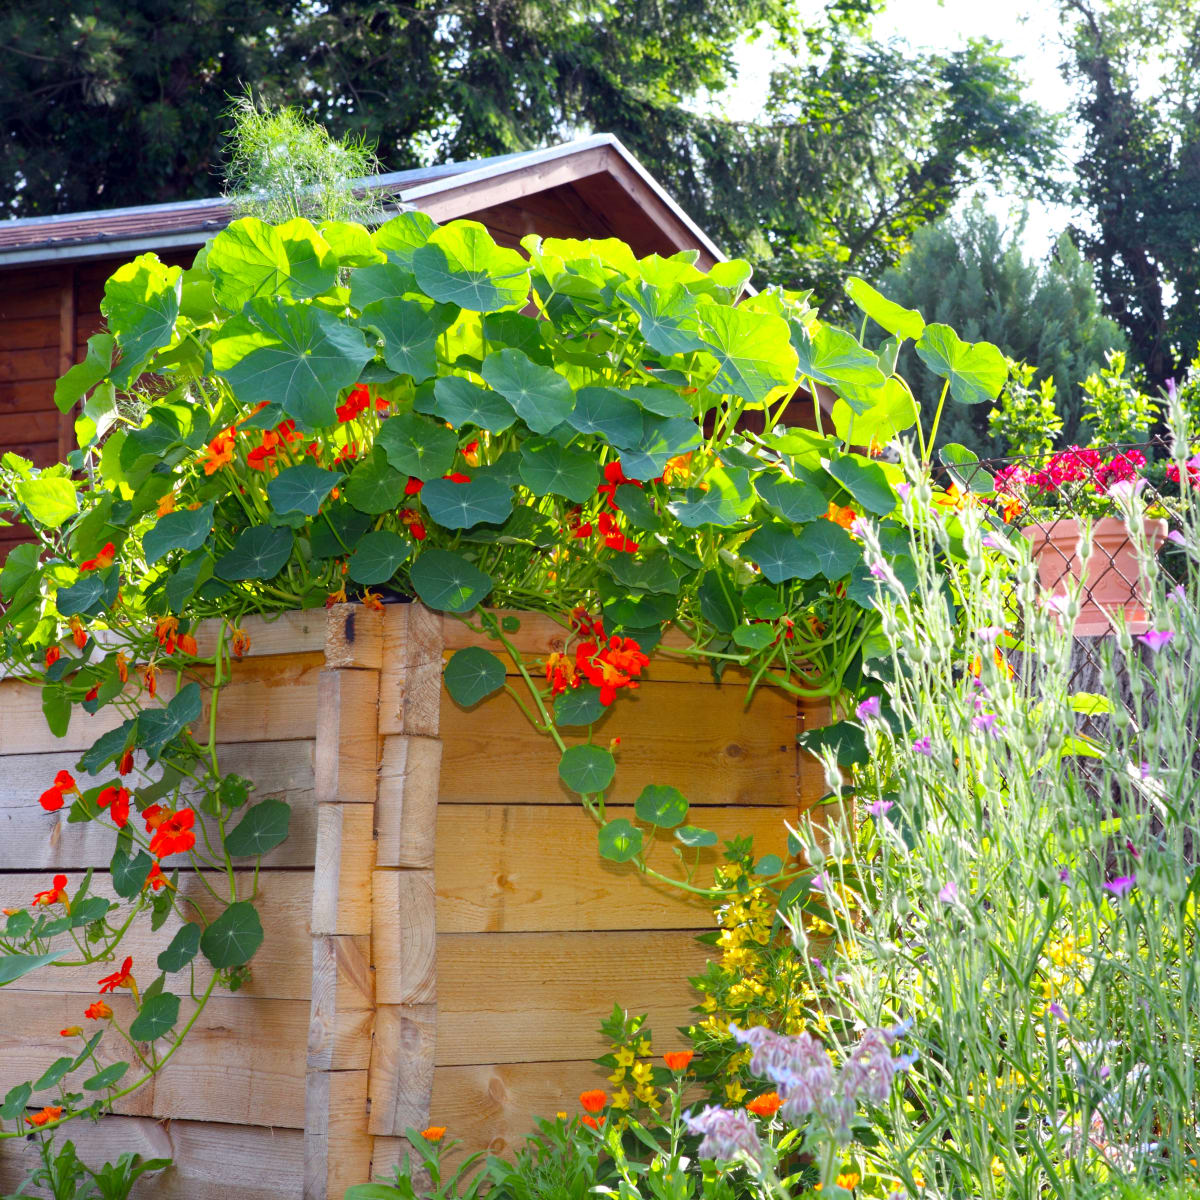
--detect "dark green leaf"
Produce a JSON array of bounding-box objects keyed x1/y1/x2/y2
[
  {"x1": 567, "y1": 387, "x2": 645, "y2": 447},
  {"x1": 675, "y1": 825, "x2": 719, "y2": 848},
  {"x1": 377, "y1": 412, "x2": 459, "y2": 480},
  {"x1": 669, "y1": 466, "x2": 755, "y2": 527},
  {"x1": 214, "y1": 526, "x2": 294, "y2": 580},
  {"x1": 347, "y1": 530, "x2": 412, "y2": 585},
  {"x1": 634, "y1": 784, "x2": 688, "y2": 828},
  {"x1": 143, "y1": 502, "x2": 215, "y2": 565},
  {"x1": 598, "y1": 818, "x2": 643, "y2": 863},
  {"x1": 57, "y1": 573, "x2": 106, "y2": 618},
  {"x1": 797, "y1": 720, "x2": 870, "y2": 767},
  {"x1": 345, "y1": 449, "x2": 408, "y2": 515},
  {"x1": 423, "y1": 376, "x2": 516, "y2": 433},
  {"x1": 793, "y1": 520, "x2": 860, "y2": 579},
  {"x1": 518, "y1": 439, "x2": 601, "y2": 503},
  {"x1": 350, "y1": 260, "x2": 418, "y2": 310},
  {"x1": 0, "y1": 1083, "x2": 32, "y2": 1119},
  {"x1": 554, "y1": 687, "x2": 607, "y2": 727},
  {"x1": 408, "y1": 550, "x2": 492, "y2": 613},
  {"x1": 224, "y1": 798, "x2": 292, "y2": 858},
  {"x1": 825, "y1": 455, "x2": 895, "y2": 516},
  {"x1": 361, "y1": 298, "x2": 440, "y2": 382},
  {"x1": 755, "y1": 471, "x2": 828, "y2": 524},
  {"x1": 83, "y1": 1061, "x2": 129, "y2": 1091},
  {"x1": 421, "y1": 476, "x2": 513, "y2": 529},
  {"x1": 616, "y1": 280, "x2": 704, "y2": 356},
  {"x1": 481, "y1": 349, "x2": 575, "y2": 434},
  {"x1": 268, "y1": 464, "x2": 340, "y2": 517},
  {"x1": 111, "y1": 847, "x2": 153, "y2": 898},
  {"x1": 732, "y1": 623, "x2": 775, "y2": 651},
  {"x1": 743, "y1": 523, "x2": 818, "y2": 583},
  {"x1": 200, "y1": 901, "x2": 264, "y2": 969},
  {"x1": 158, "y1": 923, "x2": 201, "y2": 973},
  {"x1": 137, "y1": 682, "x2": 202, "y2": 759},
  {"x1": 129, "y1": 991, "x2": 180, "y2": 1042},
  {"x1": 443, "y1": 647, "x2": 507, "y2": 708},
  {"x1": 33, "y1": 1057, "x2": 75, "y2": 1092},
  {"x1": 0, "y1": 950, "x2": 67, "y2": 986},
  {"x1": 558, "y1": 744, "x2": 616, "y2": 794}
]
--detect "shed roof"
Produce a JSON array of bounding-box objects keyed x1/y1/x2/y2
[{"x1": 0, "y1": 134, "x2": 724, "y2": 267}]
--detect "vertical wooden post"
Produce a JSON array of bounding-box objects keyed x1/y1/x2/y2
[
  {"x1": 305, "y1": 603, "x2": 384, "y2": 1200},
  {"x1": 57, "y1": 267, "x2": 77, "y2": 461},
  {"x1": 368, "y1": 604, "x2": 444, "y2": 1154}
]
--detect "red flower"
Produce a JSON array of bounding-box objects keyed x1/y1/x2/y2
[
  {"x1": 443, "y1": 472, "x2": 471, "y2": 484},
  {"x1": 148, "y1": 808, "x2": 196, "y2": 860},
  {"x1": 276, "y1": 418, "x2": 301, "y2": 444},
  {"x1": 32, "y1": 874, "x2": 69, "y2": 907},
  {"x1": 400, "y1": 508, "x2": 427, "y2": 541},
  {"x1": 39, "y1": 771, "x2": 79, "y2": 812},
  {"x1": 84, "y1": 684, "x2": 100, "y2": 702},
  {"x1": 336, "y1": 384, "x2": 372, "y2": 422},
  {"x1": 579, "y1": 1090, "x2": 608, "y2": 1114},
  {"x1": 663, "y1": 1050, "x2": 694, "y2": 1072},
  {"x1": 117, "y1": 749, "x2": 134, "y2": 776},
  {"x1": 405, "y1": 477, "x2": 425, "y2": 495},
  {"x1": 69, "y1": 616, "x2": 88, "y2": 650},
  {"x1": 545, "y1": 652, "x2": 576, "y2": 696},
  {"x1": 333, "y1": 441, "x2": 358, "y2": 465},
  {"x1": 79, "y1": 542, "x2": 116, "y2": 572},
  {"x1": 231, "y1": 627, "x2": 252, "y2": 658},
  {"x1": 576, "y1": 636, "x2": 650, "y2": 705},
  {"x1": 26, "y1": 1105, "x2": 63, "y2": 1128},
  {"x1": 247, "y1": 430, "x2": 281, "y2": 472},
  {"x1": 143, "y1": 804, "x2": 168, "y2": 832},
  {"x1": 97, "y1": 955, "x2": 136, "y2": 995},
  {"x1": 581, "y1": 1114, "x2": 605, "y2": 1129},
  {"x1": 177, "y1": 632, "x2": 198, "y2": 657},
  {"x1": 84, "y1": 1000, "x2": 113, "y2": 1020},
  {"x1": 142, "y1": 664, "x2": 157, "y2": 698},
  {"x1": 597, "y1": 459, "x2": 639, "y2": 508},
  {"x1": 462, "y1": 440, "x2": 480, "y2": 467},
  {"x1": 143, "y1": 863, "x2": 172, "y2": 893},
  {"x1": 44, "y1": 646, "x2": 61, "y2": 669},
  {"x1": 97, "y1": 785, "x2": 131, "y2": 829}
]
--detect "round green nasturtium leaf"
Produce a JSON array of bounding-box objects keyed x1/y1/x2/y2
[
  {"x1": 743, "y1": 523, "x2": 818, "y2": 584},
  {"x1": 753, "y1": 853, "x2": 784, "y2": 877},
  {"x1": 754, "y1": 471, "x2": 827, "y2": 524},
  {"x1": 412, "y1": 221, "x2": 530, "y2": 312},
  {"x1": 422, "y1": 376, "x2": 517, "y2": 433},
  {"x1": 224, "y1": 798, "x2": 292, "y2": 858},
  {"x1": 732, "y1": 623, "x2": 775, "y2": 651},
  {"x1": 111, "y1": 847, "x2": 153, "y2": 898},
  {"x1": 274, "y1": 217, "x2": 339, "y2": 299},
  {"x1": 200, "y1": 900, "x2": 265, "y2": 969},
  {"x1": 207, "y1": 218, "x2": 291, "y2": 310},
  {"x1": 845, "y1": 276, "x2": 925, "y2": 342},
  {"x1": 791, "y1": 517, "x2": 861, "y2": 581},
  {"x1": 83, "y1": 1061, "x2": 130, "y2": 1092},
  {"x1": 360, "y1": 297, "x2": 440, "y2": 383},
  {"x1": 669, "y1": 466, "x2": 756, "y2": 528},
  {"x1": 616, "y1": 279, "x2": 705, "y2": 358},
  {"x1": 348, "y1": 530, "x2": 412, "y2": 585},
  {"x1": 376, "y1": 412, "x2": 458, "y2": 480},
  {"x1": 696, "y1": 305, "x2": 798, "y2": 408},
  {"x1": 319, "y1": 219, "x2": 385, "y2": 268},
  {"x1": 825, "y1": 455, "x2": 894, "y2": 516},
  {"x1": 558, "y1": 744, "x2": 616, "y2": 795},
  {"x1": 613, "y1": 484, "x2": 660, "y2": 531},
  {"x1": 675, "y1": 825, "x2": 719, "y2": 848},
  {"x1": 408, "y1": 550, "x2": 493, "y2": 614},
  {"x1": 267, "y1": 464, "x2": 340, "y2": 518},
  {"x1": 158, "y1": 922, "x2": 201, "y2": 973},
  {"x1": 634, "y1": 784, "x2": 688, "y2": 828},
  {"x1": 481, "y1": 348, "x2": 575, "y2": 434},
  {"x1": 791, "y1": 322, "x2": 886, "y2": 399},
  {"x1": 15, "y1": 477, "x2": 78, "y2": 529},
  {"x1": 101, "y1": 253, "x2": 183, "y2": 386},
  {"x1": 33, "y1": 1056, "x2": 75, "y2": 1093},
  {"x1": 939, "y1": 442, "x2": 995, "y2": 495},
  {"x1": 831, "y1": 378, "x2": 918, "y2": 447},
  {"x1": 914, "y1": 324, "x2": 1008, "y2": 406},
  {"x1": 311, "y1": 504, "x2": 372, "y2": 560},
  {"x1": 620, "y1": 415, "x2": 702, "y2": 481},
  {"x1": 345, "y1": 450, "x2": 408, "y2": 515},
  {"x1": 518, "y1": 438, "x2": 601, "y2": 503},
  {"x1": 56, "y1": 572, "x2": 107, "y2": 618},
  {"x1": 214, "y1": 526, "x2": 294, "y2": 581},
  {"x1": 598, "y1": 818, "x2": 643, "y2": 864},
  {"x1": 567, "y1": 387, "x2": 646, "y2": 448},
  {"x1": 143, "y1": 501, "x2": 215, "y2": 565},
  {"x1": 129, "y1": 990, "x2": 181, "y2": 1042},
  {"x1": 443, "y1": 647, "x2": 507, "y2": 708},
  {"x1": 421, "y1": 476, "x2": 513, "y2": 530},
  {"x1": 373, "y1": 210, "x2": 437, "y2": 267},
  {"x1": 554, "y1": 686, "x2": 607, "y2": 727}
]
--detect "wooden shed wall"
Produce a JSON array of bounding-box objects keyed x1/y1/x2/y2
[{"x1": 0, "y1": 604, "x2": 826, "y2": 1196}]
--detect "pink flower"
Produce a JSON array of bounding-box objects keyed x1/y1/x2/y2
[
  {"x1": 866, "y1": 799, "x2": 894, "y2": 819},
  {"x1": 856, "y1": 697, "x2": 881, "y2": 720},
  {"x1": 938, "y1": 881, "x2": 959, "y2": 904},
  {"x1": 1139, "y1": 630, "x2": 1174, "y2": 652},
  {"x1": 1103, "y1": 875, "x2": 1135, "y2": 898},
  {"x1": 912, "y1": 736, "x2": 933, "y2": 756}
]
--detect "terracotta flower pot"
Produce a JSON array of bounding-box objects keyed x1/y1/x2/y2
[{"x1": 1022, "y1": 515, "x2": 1168, "y2": 634}]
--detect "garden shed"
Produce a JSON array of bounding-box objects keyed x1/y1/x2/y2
[{"x1": 0, "y1": 133, "x2": 727, "y2": 557}]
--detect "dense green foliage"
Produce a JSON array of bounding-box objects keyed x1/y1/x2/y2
[{"x1": 878, "y1": 207, "x2": 1124, "y2": 454}]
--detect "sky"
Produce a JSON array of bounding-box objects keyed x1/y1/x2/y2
[{"x1": 717, "y1": 0, "x2": 1082, "y2": 261}]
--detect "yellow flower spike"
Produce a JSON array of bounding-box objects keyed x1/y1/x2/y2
[
  {"x1": 608, "y1": 1068, "x2": 626, "y2": 1084},
  {"x1": 631, "y1": 1060, "x2": 653, "y2": 1084},
  {"x1": 724, "y1": 1079, "x2": 748, "y2": 1102},
  {"x1": 611, "y1": 1087, "x2": 632, "y2": 1111},
  {"x1": 614, "y1": 1046, "x2": 635, "y2": 1067},
  {"x1": 636, "y1": 1038, "x2": 652, "y2": 1056}
]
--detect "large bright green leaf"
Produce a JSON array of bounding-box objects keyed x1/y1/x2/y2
[
  {"x1": 754, "y1": 470, "x2": 827, "y2": 524},
  {"x1": 347, "y1": 529, "x2": 412, "y2": 584},
  {"x1": 421, "y1": 476, "x2": 513, "y2": 529},
  {"x1": 143, "y1": 502, "x2": 215, "y2": 565},
  {"x1": 319, "y1": 220, "x2": 384, "y2": 267},
  {"x1": 349, "y1": 260, "x2": 418, "y2": 310},
  {"x1": 830, "y1": 377, "x2": 918, "y2": 446},
  {"x1": 915, "y1": 324, "x2": 1008, "y2": 406},
  {"x1": 481, "y1": 348, "x2": 575, "y2": 434},
  {"x1": 211, "y1": 299, "x2": 372, "y2": 429},
  {"x1": 518, "y1": 438, "x2": 601, "y2": 502},
  {"x1": 275, "y1": 217, "x2": 338, "y2": 298},
  {"x1": 421, "y1": 376, "x2": 517, "y2": 433},
  {"x1": 54, "y1": 333, "x2": 114, "y2": 413},
  {"x1": 376, "y1": 413, "x2": 458, "y2": 479},
  {"x1": 214, "y1": 526, "x2": 294, "y2": 580},
  {"x1": 559, "y1": 744, "x2": 616, "y2": 794},
  {"x1": 15, "y1": 476, "x2": 78, "y2": 528},
  {"x1": 373, "y1": 210, "x2": 437, "y2": 266},
  {"x1": 669, "y1": 466, "x2": 755, "y2": 527},
  {"x1": 200, "y1": 901, "x2": 264, "y2": 968},
  {"x1": 412, "y1": 221, "x2": 530, "y2": 311},
  {"x1": 825, "y1": 455, "x2": 895, "y2": 516},
  {"x1": 443, "y1": 647, "x2": 507, "y2": 708},
  {"x1": 361, "y1": 298, "x2": 440, "y2": 382},
  {"x1": 207, "y1": 218, "x2": 291, "y2": 309},
  {"x1": 791, "y1": 322, "x2": 886, "y2": 410},
  {"x1": 267, "y1": 464, "x2": 340, "y2": 518},
  {"x1": 616, "y1": 280, "x2": 704, "y2": 356},
  {"x1": 696, "y1": 305, "x2": 798, "y2": 407},
  {"x1": 794, "y1": 519, "x2": 860, "y2": 579},
  {"x1": 845, "y1": 276, "x2": 925, "y2": 341},
  {"x1": 743, "y1": 523, "x2": 819, "y2": 583},
  {"x1": 102, "y1": 254, "x2": 182, "y2": 385},
  {"x1": 408, "y1": 550, "x2": 492, "y2": 613}
]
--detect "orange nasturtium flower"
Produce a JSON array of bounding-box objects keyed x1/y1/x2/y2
[
  {"x1": 823, "y1": 502, "x2": 857, "y2": 530},
  {"x1": 157, "y1": 491, "x2": 177, "y2": 517},
  {"x1": 579, "y1": 1090, "x2": 608, "y2": 1114},
  {"x1": 155, "y1": 617, "x2": 179, "y2": 653},
  {"x1": 32, "y1": 875, "x2": 70, "y2": 908},
  {"x1": 97, "y1": 785, "x2": 131, "y2": 830},
  {"x1": 662, "y1": 452, "x2": 694, "y2": 485},
  {"x1": 325, "y1": 586, "x2": 348, "y2": 608},
  {"x1": 85, "y1": 1000, "x2": 113, "y2": 1021},
  {"x1": 420, "y1": 1127, "x2": 447, "y2": 1143},
  {"x1": 142, "y1": 664, "x2": 158, "y2": 698},
  {"x1": 360, "y1": 590, "x2": 384, "y2": 613},
  {"x1": 148, "y1": 808, "x2": 197, "y2": 860},
  {"x1": 836, "y1": 1173, "x2": 861, "y2": 1191},
  {"x1": 746, "y1": 1091, "x2": 783, "y2": 1117},
  {"x1": 59, "y1": 1026, "x2": 83, "y2": 1038},
  {"x1": 663, "y1": 1050, "x2": 694, "y2": 1072},
  {"x1": 97, "y1": 956, "x2": 137, "y2": 999},
  {"x1": 79, "y1": 542, "x2": 116, "y2": 572},
  {"x1": 40, "y1": 770, "x2": 80, "y2": 812},
  {"x1": 26, "y1": 1106, "x2": 63, "y2": 1128},
  {"x1": 117, "y1": 749, "x2": 135, "y2": 776},
  {"x1": 44, "y1": 646, "x2": 62, "y2": 669},
  {"x1": 69, "y1": 616, "x2": 88, "y2": 650},
  {"x1": 202, "y1": 429, "x2": 237, "y2": 475},
  {"x1": 230, "y1": 627, "x2": 252, "y2": 658},
  {"x1": 116, "y1": 652, "x2": 130, "y2": 684},
  {"x1": 143, "y1": 863, "x2": 173, "y2": 893}
]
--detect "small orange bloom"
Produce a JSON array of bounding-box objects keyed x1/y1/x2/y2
[
  {"x1": 746, "y1": 1091, "x2": 783, "y2": 1117},
  {"x1": 117, "y1": 749, "x2": 135, "y2": 776},
  {"x1": 662, "y1": 452, "x2": 693, "y2": 485},
  {"x1": 116, "y1": 652, "x2": 130, "y2": 685},
  {"x1": 325, "y1": 586, "x2": 347, "y2": 608},
  {"x1": 97, "y1": 955, "x2": 136, "y2": 996},
  {"x1": 999, "y1": 495, "x2": 1022, "y2": 523},
  {"x1": 462, "y1": 439, "x2": 481, "y2": 467},
  {"x1": 155, "y1": 617, "x2": 179, "y2": 654},
  {"x1": 85, "y1": 1000, "x2": 113, "y2": 1020},
  {"x1": 148, "y1": 808, "x2": 196, "y2": 860},
  {"x1": 142, "y1": 664, "x2": 157, "y2": 698},
  {"x1": 44, "y1": 646, "x2": 62, "y2": 669},
  {"x1": 581, "y1": 1114, "x2": 605, "y2": 1130},
  {"x1": 143, "y1": 863, "x2": 174, "y2": 893},
  {"x1": 79, "y1": 542, "x2": 116, "y2": 572},
  {"x1": 2, "y1": 908, "x2": 21, "y2": 916},
  {"x1": 69, "y1": 616, "x2": 88, "y2": 650},
  {"x1": 230, "y1": 627, "x2": 251, "y2": 658},
  {"x1": 26, "y1": 1105, "x2": 63, "y2": 1128},
  {"x1": 836, "y1": 1173, "x2": 861, "y2": 1191},
  {"x1": 579, "y1": 1090, "x2": 607, "y2": 1114},
  {"x1": 59, "y1": 1026, "x2": 83, "y2": 1037},
  {"x1": 202, "y1": 430, "x2": 237, "y2": 476},
  {"x1": 157, "y1": 492, "x2": 176, "y2": 517},
  {"x1": 420, "y1": 1126, "x2": 447, "y2": 1142},
  {"x1": 361, "y1": 589, "x2": 384, "y2": 613},
  {"x1": 663, "y1": 1050, "x2": 694, "y2": 1072},
  {"x1": 823, "y1": 502, "x2": 857, "y2": 529},
  {"x1": 176, "y1": 632, "x2": 198, "y2": 657},
  {"x1": 97, "y1": 785, "x2": 131, "y2": 829},
  {"x1": 33, "y1": 874, "x2": 70, "y2": 908}
]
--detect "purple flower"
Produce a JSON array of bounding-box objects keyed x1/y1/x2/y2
[
  {"x1": 1103, "y1": 875, "x2": 1136, "y2": 898},
  {"x1": 938, "y1": 881, "x2": 959, "y2": 904},
  {"x1": 856, "y1": 696, "x2": 881, "y2": 720},
  {"x1": 982, "y1": 535, "x2": 1004, "y2": 549},
  {"x1": 1106, "y1": 477, "x2": 1147, "y2": 501},
  {"x1": 1139, "y1": 629, "x2": 1174, "y2": 652},
  {"x1": 1168, "y1": 530, "x2": 1186, "y2": 546},
  {"x1": 972, "y1": 712, "x2": 1001, "y2": 735},
  {"x1": 896, "y1": 483, "x2": 911, "y2": 499},
  {"x1": 1140, "y1": 761, "x2": 1153, "y2": 779},
  {"x1": 911, "y1": 736, "x2": 933, "y2": 757},
  {"x1": 975, "y1": 625, "x2": 1005, "y2": 643},
  {"x1": 866, "y1": 799, "x2": 894, "y2": 819},
  {"x1": 1049, "y1": 1002, "x2": 1067, "y2": 1022},
  {"x1": 811, "y1": 957, "x2": 827, "y2": 978},
  {"x1": 810, "y1": 872, "x2": 828, "y2": 893},
  {"x1": 868, "y1": 560, "x2": 888, "y2": 580},
  {"x1": 683, "y1": 1105, "x2": 763, "y2": 1163},
  {"x1": 1059, "y1": 867, "x2": 1071, "y2": 883},
  {"x1": 1125, "y1": 839, "x2": 1141, "y2": 861}
]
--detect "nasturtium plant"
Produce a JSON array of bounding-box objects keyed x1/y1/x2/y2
[{"x1": 0, "y1": 207, "x2": 1000, "y2": 1142}]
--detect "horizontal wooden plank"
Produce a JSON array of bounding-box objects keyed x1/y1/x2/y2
[
  {"x1": 435, "y1": 930, "x2": 708, "y2": 1065},
  {"x1": 0, "y1": 379, "x2": 55, "y2": 412},
  {"x1": 0, "y1": 651, "x2": 324, "y2": 754},
  {"x1": 0, "y1": 1114, "x2": 304, "y2": 1199},
  {"x1": 434, "y1": 804, "x2": 797, "y2": 933},
  {"x1": 0, "y1": 870, "x2": 313, "y2": 1001},
  {"x1": 0, "y1": 345, "x2": 58, "y2": 382},
  {"x1": 0, "y1": 314, "x2": 61, "y2": 351},
  {"x1": 191, "y1": 610, "x2": 326, "y2": 658},
  {"x1": 439, "y1": 677, "x2": 801, "y2": 807},
  {"x1": 0, "y1": 409, "x2": 58, "y2": 446},
  {"x1": 0, "y1": 740, "x2": 316, "y2": 870},
  {"x1": 0, "y1": 992, "x2": 308, "y2": 1127}
]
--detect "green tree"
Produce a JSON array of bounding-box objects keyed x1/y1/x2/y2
[
  {"x1": 1060, "y1": 0, "x2": 1200, "y2": 390},
  {"x1": 878, "y1": 205, "x2": 1125, "y2": 455}
]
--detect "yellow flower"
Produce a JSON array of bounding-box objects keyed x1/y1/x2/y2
[
  {"x1": 556, "y1": 1112, "x2": 567, "y2": 1120},
  {"x1": 724, "y1": 1079, "x2": 748, "y2": 1102},
  {"x1": 611, "y1": 1087, "x2": 632, "y2": 1111},
  {"x1": 614, "y1": 1046, "x2": 635, "y2": 1067},
  {"x1": 631, "y1": 1061, "x2": 653, "y2": 1084},
  {"x1": 636, "y1": 1038, "x2": 652, "y2": 1056},
  {"x1": 608, "y1": 1068, "x2": 626, "y2": 1084},
  {"x1": 634, "y1": 1083, "x2": 659, "y2": 1107},
  {"x1": 836, "y1": 1173, "x2": 861, "y2": 1190}
]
